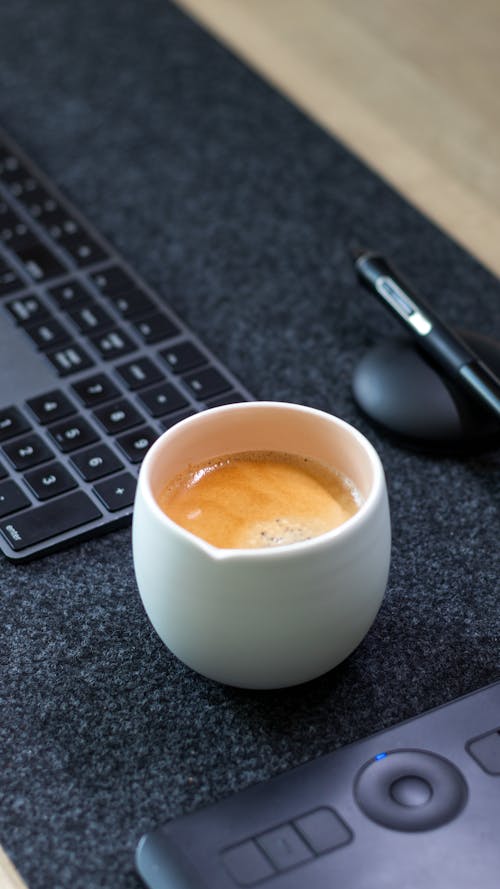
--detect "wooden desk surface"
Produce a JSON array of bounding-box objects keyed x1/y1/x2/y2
[
  {"x1": 177, "y1": 0, "x2": 500, "y2": 279},
  {"x1": 0, "y1": 847, "x2": 26, "y2": 889},
  {"x1": 1, "y1": 2, "x2": 498, "y2": 887}
]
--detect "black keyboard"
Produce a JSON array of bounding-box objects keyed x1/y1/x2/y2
[{"x1": 0, "y1": 128, "x2": 253, "y2": 561}]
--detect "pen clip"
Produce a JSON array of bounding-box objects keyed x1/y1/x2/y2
[{"x1": 375, "y1": 276, "x2": 433, "y2": 335}]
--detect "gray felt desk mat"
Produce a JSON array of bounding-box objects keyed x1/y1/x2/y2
[{"x1": 0, "y1": 1, "x2": 499, "y2": 887}]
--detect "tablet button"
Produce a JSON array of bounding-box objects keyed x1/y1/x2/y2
[{"x1": 355, "y1": 749, "x2": 467, "y2": 831}]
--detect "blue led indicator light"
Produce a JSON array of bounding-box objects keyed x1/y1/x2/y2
[{"x1": 375, "y1": 752, "x2": 387, "y2": 761}]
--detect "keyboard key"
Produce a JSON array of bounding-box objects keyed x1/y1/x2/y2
[
  {"x1": 0, "y1": 461, "x2": 7, "y2": 480},
  {"x1": 1, "y1": 164, "x2": 31, "y2": 190},
  {"x1": 90, "y1": 266, "x2": 136, "y2": 296},
  {"x1": 26, "y1": 390, "x2": 76, "y2": 424},
  {"x1": 49, "y1": 417, "x2": 98, "y2": 453},
  {"x1": 47, "y1": 343, "x2": 94, "y2": 376},
  {"x1": 48, "y1": 281, "x2": 92, "y2": 309},
  {"x1": 24, "y1": 461, "x2": 77, "y2": 500},
  {"x1": 89, "y1": 328, "x2": 136, "y2": 360},
  {"x1": 132, "y1": 311, "x2": 180, "y2": 344},
  {"x1": 0, "y1": 196, "x2": 17, "y2": 218},
  {"x1": 205, "y1": 391, "x2": 249, "y2": 408},
  {"x1": 0, "y1": 201, "x2": 20, "y2": 236},
  {"x1": 0, "y1": 152, "x2": 24, "y2": 181},
  {"x1": 107, "y1": 288, "x2": 155, "y2": 319},
  {"x1": 15, "y1": 242, "x2": 66, "y2": 282},
  {"x1": 59, "y1": 232, "x2": 108, "y2": 266},
  {"x1": 0, "y1": 491, "x2": 102, "y2": 551},
  {"x1": 67, "y1": 301, "x2": 114, "y2": 334},
  {"x1": 158, "y1": 408, "x2": 196, "y2": 430},
  {"x1": 93, "y1": 472, "x2": 136, "y2": 511},
  {"x1": 14, "y1": 178, "x2": 40, "y2": 200},
  {"x1": 0, "y1": 479, "x2": 30, "y2": 518},
  {"x1": 21, "y1": 188, "x2": 61, "y2": 221},
  {"x1": 4, "y1": 225, "x2": 38, "y2": 255},
  {"x1": 93, "y1": 399, "x2": 143, "y2": 434},
  {"x1": 6, "y1": 294, "x2": 49, "y2": 326},
  {"x1": 159, "y1": 341, "x2": 208, "y2": 373},
  {"x1": 0, "y1": 261, "x2": 22, "y2": 295},
  {"x1": 25, "y1": 318, "x2": 71, "y2": 350},
  {"x1": 115, "y1": 357, "x2": 162, "y2": 390},
  {"x1": 72, "y1": 373, "x2": 120, "y2": 407},
  {"x1": 70, "y1": 443, "x2": 123, "y2": 481},
  {"x1": 16, "y1": 185, "x2": 46, "y2": 215},
  {"x1": 3, "y1": 433, "x2": 54, "y2": 471},
  {"x1": 28, "y1": 191, "x2": 61, "y2": 220},
  {"x1": 138, "y1": 382, "x2": 188, "y2": 417},
  {"x1": 4, "y1": 171, "x2": 38, "y2": 199},
  {"x1": 184, "y1": 367, "x2": 233, "y2": 400},
  {"x1": 0, "y1": 407, "x2": 31, "y2": 442},
  {"x1": 1, "y1": 217, "x2": 38, "y2": 252},
  {"x1": 45, "y1": 213, "x2": 82, "y2": 242},
  {"x1": 116, "y1": 425, "x2": 157, "y2": 463}
]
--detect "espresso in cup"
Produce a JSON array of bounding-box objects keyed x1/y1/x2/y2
[{"x1": 156, "y1": 449, "x2": 361, "y2": 549}]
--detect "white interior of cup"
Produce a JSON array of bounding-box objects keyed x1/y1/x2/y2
[{"x1": 144, "y1": 402, "x2": 379, "y2": 507}]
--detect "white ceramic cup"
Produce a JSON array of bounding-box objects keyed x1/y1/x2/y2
[{"x1": 132, "y1": 401, "x2": 391, "y2": 689}]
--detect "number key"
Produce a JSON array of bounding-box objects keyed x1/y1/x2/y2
[
  {"x1": 24, "y1": 461, "x2": 77, "y2": 500},
  {"x1": 3, "y1": 433, "x2": 54, "y2": 471},
  {"x1": 48, "y1": 417, "x2": 98, "y2": 453},
  {"x1": 116, "y1": 425, "x2": 157, "y2": 463},
  {"x1": 93, "y1": 399, "x2": 143, "y2": 434},
  {"x1": 26, "y1": 390, "x2": 76, "y2": 424},
  {"x1": 70, "y1": 444, "x2": 123, "y2": 482}
]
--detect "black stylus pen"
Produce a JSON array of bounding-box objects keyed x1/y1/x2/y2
[{"x1": 353, "y1": 249, "x2": 500, "y2": 423}]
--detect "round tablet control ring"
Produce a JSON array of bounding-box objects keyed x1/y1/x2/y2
[{"x1": 354, "y1": 749, "x2": 467, "y2": 831}]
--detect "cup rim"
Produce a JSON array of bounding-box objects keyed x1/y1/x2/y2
[{"x1": 135, "y1": 401, "x2": 386, "y2": 559}]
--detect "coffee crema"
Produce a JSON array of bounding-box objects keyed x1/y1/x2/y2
[{"x1": 156, "y1": 449, "x2": 362, "y2": 549}]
